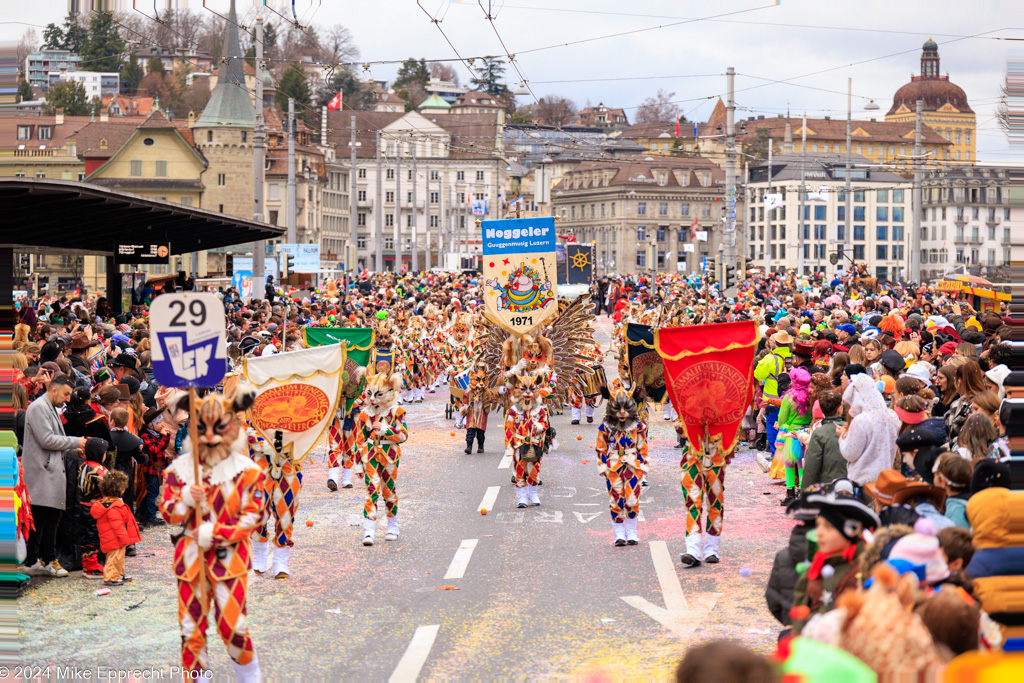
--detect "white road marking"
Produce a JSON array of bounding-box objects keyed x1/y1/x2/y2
[
  {"x1": 389, "y1": 624, "x2": 440, "y2": 683},
  {"x1": 572, "y1": 511, "x2": 604, "y2": 524},
  {"x1": 443, "y1": 539, "x2": 479, "y2": 580},
  {"x1": 620, "y1": 541, "x2": 721, "y2": 639},
  {"x1": 533, "y1": 511, "x2": 564, "y2": 523},
  {"x1": 498, "y1": 454, "x2": 513, "y2": 469},
  {"x1": 478, "y1": 486, "x2": 500, "y2": 513}
]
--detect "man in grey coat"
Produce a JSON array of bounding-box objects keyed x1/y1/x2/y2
[{"x1": 21, "y1": 374, "x2": 87, "y2": 577}]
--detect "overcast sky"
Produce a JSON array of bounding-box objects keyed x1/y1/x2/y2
[{"x1": 6, "y1": 1, "x2": 1022, "y2": 162}]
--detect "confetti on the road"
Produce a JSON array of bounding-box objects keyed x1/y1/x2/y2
[
  {"x1": 577, "y1": 435, "x2": 583, "y2": 440},
  {"x1": 581, "y1": 460, "x2": 590, "y2": 464},
  {"x1": 94, "y1": 588, "x2": 111, "y2": 596},
  {"x1": 739, "y1": 567, "x2": 751, "y2": 577},
  {"x1": 480, "y1": 508, "x2": 488, "y2": 515},
  {"x1": 600, "y1": 618, "x2": 615, "y2": 624},
  {"x1": 435, "y1": 585, "x2": 460, "y2": 591},
  {"x1": 305, "y1": 520, "x2": 314, "y2": 526},
  {"x1": 747, "y1": 628, "x2": 771, "y2": 635}
]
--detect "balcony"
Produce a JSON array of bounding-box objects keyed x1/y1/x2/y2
[{"x1": 356, "y1": 198, "x2": 374, "y2": 209}]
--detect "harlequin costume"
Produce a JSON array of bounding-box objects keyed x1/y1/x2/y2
[
  {"x1": 504, "y1": 373, "x2": 553, "y2": 508},
  {"x1": 353, "y1": 371, "x2": 408, "y2": 546},
  {"x1": 594, "y1": 385, "x2": 648, "y2": 546},
  {"x1": 326, "y1": 402, "x2": 361, "y2": 490},
  {"x1": 676, "y1": 421, "x2": 732, "y2": 567},
  {"x1": 570, "y1": 342, "x2": 603, "y2": 425},
  {"x1": 248, "y1": 430, "x2": 302, "y2": 579},
  {"x1": 157, "y1": 390, "x2": 264, "y2": 680}
]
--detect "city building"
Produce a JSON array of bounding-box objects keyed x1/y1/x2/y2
[
  {"x1": 450, "y1": 91, "x2": 505, "y2": 118},
  {"x1": 1, "y1": 111, "x2": 91, "y2": 180},
  {"x1": 552, "y1": 156, "x2": 731, "y2": 276},
  {"x1": 610, "y1": 122, "x2": 679, "y2": 155},
  {"x1": 25, "y1": 49, "x2": 82, "y2": 89},
  {"x1": 746, "y1": 153, "x2": 913, "y2": 281},
  {"x1": 326, "y1": 108, "x2": 506, "y2": 271},
  {"x1": 575, "y1": 103, "x2": 629, "y2": 128},
  {"x1": 262, "y1": 107, "x2": 326, "y2": 247},
  {"x1": 919, "y1": 165, "x2": 1012, "y2": 282},
  {"x1": 322, "y1": 161, "x2": 351, "y2": 268},
  {"x1": 47, "y1": 71, "x2": 119, "y2": 100},
  {"x1": 886, "y1": 39, "x2": 976, "y2": 163},
  {"x1": 101, "y1": 95, "x2": 156, "y2": 117},
  {"x1": 425, "y1": 77, "x2": 469, "y2": 105},
  {"x1": 136, "y1": 46, "x2": 215, "y2": 76}
]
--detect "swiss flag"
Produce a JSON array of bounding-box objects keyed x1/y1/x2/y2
[{"x1": 327, "y1": 92, "x2": 343, "y2": 111}]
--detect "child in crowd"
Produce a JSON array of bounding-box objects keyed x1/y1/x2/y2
[
  {"x1": 77, "y1": 437, "x2": 109, "y2": 579},
  {"x1": 956, "y1": 413, "x2": 998, "y2": 462},
  {"x1": 934, "y1": 452, "x2": 973, "y2": 529},
  {"x1": 936, "y1": 526, "x2": 974, "y2": 576},
  {"x1": 90, "y1": 470, "x2": 141, "y2": 587},
  {"x1": 799, "y1": 391, "x2": 847, "y2": 491},
  {"x1": 138, "y1": 407, "x2": 171, "y2": 528},
  {"x1": 108, "y1": 407, "x2": 147, "y2": 524}
]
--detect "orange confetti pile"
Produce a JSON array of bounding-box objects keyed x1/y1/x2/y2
[
  {"x1": 581, "y1": 459, "x2": 590, "y2": 464},
  {"x1": 436, "y1": 585, "x2": 460, "y2": 591},
  {"x1": 305, "y1": 520, "x2": 314, "y2": 527},
  {"x1": 577, "y1": 435, "x2": 583, "y2": 440}
]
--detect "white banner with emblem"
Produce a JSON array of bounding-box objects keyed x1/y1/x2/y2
[{"x1": 242, "y1": 344, "x2": 346, "y2": 461}]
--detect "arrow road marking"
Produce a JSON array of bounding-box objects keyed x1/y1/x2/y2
[
  {"x1": 621, "y1": 541, "x2": 721, "y2": 639},
  {"x1": 389, "y1": 624, "x2": 440, "y2": 683},
  {"x1": 478, "y1": 486, "x2": 500, "y2": 513},
  {"x1": 572, "y1": 511, "x2": 604, "y2": 524},
  {"x1": 444, "y1": 539, "x2": 479, "y2": 580}
]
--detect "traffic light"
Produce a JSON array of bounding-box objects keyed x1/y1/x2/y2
[
  {"x1": 724, "y1": 262, "x2": 738, "y2": 290},
  {"x1": 281, "y1": 252, "x2": 294, "y2": 277},
  {"x1": 225, "y1": 253, "x2": 234, "y2": 277},
  {"x1": 19, "y1": 254, "x2": 30, "y2": 272}
]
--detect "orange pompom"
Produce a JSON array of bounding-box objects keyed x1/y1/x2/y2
[
  {"x1": 577, "y1": 434, "x2": 583, "y2": 440},
  {"x1": 789, "y1": 605, "x2": 810, "y2": 621},
  {"x1": 450, "y1": 431, "x2": 456, "y2": 436},
  {"x1": 480, "y1": 508, "x2": 488, "y2": 515},
  {"x1": 305, "y1": 520, "x2": 314, "y2": 527}
]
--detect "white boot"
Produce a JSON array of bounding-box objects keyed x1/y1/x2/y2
[
  {"x1": 663, "y1": 403, "x2": 672, "y2": 420},
  {"x1": 571, "y1": 406, "x2": 581, "y2": 423},
  {"x1": 385, "y1": 518, "x2": 400, "y2": 541},
  {"x1": 584, "y1": 404, "x2": 595, "y2": 423},
  {"x1": 340, "y1": 467, "x2": 354, "y2": 489},
  {"x1": 755, "y1": 451, "x2": 771, "y2": 473},
  {"x1": 612, "y1": 521, "x2": 626, "y2": 547},
  {"x1": 327, "y1": 467, "x2": 340, "y2": 491},
  {"x1": 416, "y1": 388, "x2": 425, "y2": 402},
  {"x1": 680, "y1": 533, "x2": 703, "y2": 567},
  {"x1": 703, "y1": 534, "x2": 721, "y2": 564},
  {"x1": 362, "y1": 518, "x2": 376, "y2": 546},
  {"x1": 624, "y1": 517, "x2": 639, "y2": 545},
  {"x1": 516, "y1": 487, "x2": 529, "y2": 509},
  {"x1": 232, "y1": 652, "x2": 262, "y2": 683},
  {"x1": 272, "y1": 545, "x2": 291, "y2": 579},
  {"x1": 252, "y1": 540, "x2": 270, "y2": 575},
  {"x1": 527, "y1": 484, "x2": 541, "y2": 506}
]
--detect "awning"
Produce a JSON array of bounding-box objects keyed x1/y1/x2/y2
[{"x1": 0, "y1": 177, "x2": 283, "y2": 255}]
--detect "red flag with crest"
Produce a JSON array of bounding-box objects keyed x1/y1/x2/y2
[
  {"x1": 655, "y1": 321, "x2": 758, "y2": 460},
  {"x1": 327, "y1": 92, "x2": 343, "y2": 111}
]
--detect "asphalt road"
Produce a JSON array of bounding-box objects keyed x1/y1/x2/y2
[{"x1": 18, "y1": 317, "x2": 793, "y2": 679}]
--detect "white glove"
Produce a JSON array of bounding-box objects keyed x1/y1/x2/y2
[{"x1": 197, "y1": 522, "x2": 215, "y2": 550}]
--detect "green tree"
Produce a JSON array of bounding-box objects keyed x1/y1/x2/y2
[
  {"x1": 42, "y1": 12, "x2": 86, "y2": 52},
  {"x1": 42, "y1": 23, "x2": 64, "y2": 50},
  {"x1": 147, "y1": 55, "x2": 166, "y2": 76},
  {"x1": 276, "y1": 65, "x2": 311, "y2": 121},
  {"x1": 469, "y1": 57, "x2": 510, "y2": 99},
  {"x1": 395, "y1": 57, "x2": 429, "y2": 90},
  {"x1": 42, "y1": 80, "x2": 90, "y2": 116},
  {"x1": 122, "y1": 54, "x2": 143, "y2": 94},
  {"x1": 80, "y1": 12, "x2": 125, "y2": 73},
  {"x1": 317, "y1": 68, "x2": 374, "y2": 111},
  {"x1": 16, "y1": 80, "x2": 33, "y2": 103}
]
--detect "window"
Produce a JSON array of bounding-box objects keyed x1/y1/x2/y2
[
  {"x1": 155, "y1": 160, "x2": 167, "y2": 177},
  {"x1": 357, "y1": 213, "x2": 366, "y2": 226},
  {"x1": 972, "y1": 226, "x2": 979, "y2": 242},
  {"x1": 35, "y1": 172, "x2": 46, "y2": 179},
  {"x1": 854, "y1": 245, "x2": 865, "y2": 260},
  {"x1": 876, "y1": 190, "x2": 888, "y2": 202},
  {"x1": 972, "y1": 207, "x2": 980, "y2": 220},
  {"x1": 407, "y1": 192, "x2": 413, "y2": 204},
  {"x1": 217, "y1": 173, "x2": 226, "y2": 186},
  {"x1": 657, "y1": 228, "x2": 666, "y2": 242},
  {"x1": 637, "y1": 202, "x2": 647, "y2": 215},
  {"x1": 207, "y1": 130, "x2": 213, "y2": 142},
  {"x1": 386, "y1": 191, "x2": 395, "y2": 203},
  {"x1": 1005, "y1": 208, "x2": 1011, "y2": 220},
  {"x1": 571, "y1": 206, "x2": 576, "y2": 219},
  {"x1": 430, "y1": 192, "x2": 439, "y2": 204},
  {"x1": 989, "y1": 226, "x2": 996, "y2": 240},
  {"x1": 601, "y1": 203, "x2": 606, "y2": 217},
  {"x1": 126, "y1": 159, "x2": 143, "y2": 176},
  {"x1": 430, "y1": 170, "x2": 439, "y2": 180},
  {"x1": 474, "y1": 192, "x2": 484, "y2": 201},
  {"x1": 457, "y1": 171, "x2": 465, "y2": 180},
  {"x1": 893, "y1": 206, "x2": 904, "y2": 222},
  {"x1": 590, "y1": 204, "x2": 596, "y2": 218},
  {"x1": 837, "y1": 224, "x2": 845, "y2": 241},
  {"x1": 853, "y1": 225, "x2": 865, "y2": 241},
  {"x1": 408, "y1": 170, "x2": 413, "y2": 180},
  {"x1": 893, "y1": 189, "x2": 904, "y2": 203},
  {"x1": 636, "y1": 252, "x2": 646, "y2": 268},
  {"x1": 38, "y1": 126, "x2": 52, "y2": 141},
  {"x1": 611, "y1": 202, "x2": 616, "y2": 216},
  {"x1": 269, "y1": 210, "x2": 278, "y2": 224},
  {"x1": 956, "y1": 225, "x2": 964, "y2": 241},
  {"x1": 386, "y1": 169, "x2": 395, "y2": 180},
  {"x1": 680, "y1": 202, "x2": 690, "y2": 216},
  {"x1": 814, "y1": 205, "x2": 826, "y2": 220},
  {"x1": 893, "y1": 225, "x2": 904, "y2": 241},
  {"x1": 659, "y1": 202, "x2": 668, "y2": 216},
  {"x1": 358, "y1": 168, "x2": 366, "y2": 179},
  {"x1": 384, "y1": 237, "x2": 394, "y2": 249},
  {"x1": 815, "y1": 225, "x2": 826, "y2": 239},
  {"x1": 1005, "y1": 228, "x2": 1012, "y2": 244},
  {"x1": 853, "y1": 206, "x2": 865, "y2": 221},
  {"x1": 407, "y1": 214, "x2": 413, "y2": 227},
  {"x1": 17, "y1": 126, "x2": 31, "y2": 141},
  {"x1": 430, "y1": 215, "x2": 439, "y2": 228},
  {"x1": 357, "y1": 236, "x2": 367, "y2": 249},
  {"x1": 837, "y1": 206, "x2": 845, "y2": 221},
  {"x1": 877, "y1": 225, "x2": 888, "y2": 241},
  {"x1": 637, "y1": 226, "x2": 646, "y2": 241},
  {"x1": 476, "y1": 171, "x2": 485, "y2": 181},
  {"x1": 853, "y1": 190, "x2": 865, "y2": 202},
  {"x1": 876, "y1": 207, "x2": 888, "y2": 221},
  {"x1": 357, "y1": 190, "x2": 366, "y2": 202},
  {"x1": 893, "y1": 245, "x2": 904, "y2": 260},
  {"x1": 385, "y1": 214, "x2": 394, "y2": 227},
  {"x1": 457, "y1": 192, "x2": 466, "y2": 203},
  {"x1": 241, "y1": 131, "x2": 247, "y2": 143}
]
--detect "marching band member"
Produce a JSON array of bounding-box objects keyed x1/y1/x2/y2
[
  {"x1": 594, "y1": 384, "x2": 648, "y2": 546},
  {"x1": 504, "y1": 372, "x2": 553, "y2": 508},
  {"x1": 248, "y1": 430, "x2": 302, "y2": 579}
]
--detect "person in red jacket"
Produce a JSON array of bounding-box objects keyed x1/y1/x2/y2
[{"x1": 90, "y1": 470, "x2": 141, "y2": 587}]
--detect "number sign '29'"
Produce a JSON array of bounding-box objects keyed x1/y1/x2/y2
[{"x1": 151, "y1": 293, "x2": 227, "y2": 388}]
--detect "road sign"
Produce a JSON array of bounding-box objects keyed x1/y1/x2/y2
[{"x1": 151, "y1": 293, "x2": 227, "y2": 388}]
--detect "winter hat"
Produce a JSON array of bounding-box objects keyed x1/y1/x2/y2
[
  {"x1": 970, "y1": 459, "x2": 1011, "y2": 494},
  {"x1": 984, "y1": 364, "x2": 1010, "y2": 399},
  {"x1": 84, "y1": 437, "x2": 108, "y2": 461},
  {"x1": 812, "y1": 400, "x2": 824, "y2": 420},
  {"x1": 904, "y1": 362, "x2": 932, "y2": 385},
  {"x1": 876, "y1": 375, "x2": 896, "y2": 395},
  {"x1": 888, "y1": 530, "x2": 950, "y2": 584},
  {"x1": 122, "y1": 375, "x2": 141, "y2": 396},
  {"x1": 938, "y1": 341, "x2": 958, "y2": 356}
]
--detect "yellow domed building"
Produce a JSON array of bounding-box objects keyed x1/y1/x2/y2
[{"x1": 886, "y1": 39, "x2": 976, "y2": 164}]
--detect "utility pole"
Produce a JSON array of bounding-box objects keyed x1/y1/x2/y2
[
  {"x1": 766, "y1": 138, "x2": 773, "y2": 274},
  {"x1": 349, "y1": 115, "x2": 357, "y2": 272},
  {"x1": 394, "y1": 142, "x2": 402, "y2": 273},
  {"x1": 287, "y1": 97, "x2": 296, "y2": 244},
  {"x1": 251, "y1": 15, "x2": 266, "y2": 286},
  {"x1": 798, "y1": 112, "x2": 807, "y2": 277},
  {"x1": 911, "y1": 98, "x2": 923, "y2": 284},
  {"x1": 411, "y1": 145, "x2": 418, "y2": 272},
  {"x1": 375, "y1": 130, "x2": 383, "y2": 272},
  {"x1": 845, "y1": 78, "x2": 853, "y2": 275},
  {"x1": 723, "y1": 66, "x2": 738, "y2": 296}
]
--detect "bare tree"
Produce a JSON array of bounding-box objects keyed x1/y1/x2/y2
[
  {"x1": 429, "y1": 61, "x2": 459, "y2": 85},
  {"x1": 321, "y1": 24, "x2": 360, "y2": 64},
  {"x1": 17, "y1": 28, "x2": 38, "y2": 78},
  {"x1": 996, "y1": 78, "x2": 1009, "y2": 138},
  {"x1": 534, "y1": 95, "x2": 577, "y2": 127},
  {"x1": 635, "y1": 89, "x2": 681, "y2": 124}
]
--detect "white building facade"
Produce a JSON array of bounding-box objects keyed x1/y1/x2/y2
[{"x1": 48, "y1": 71, "x2": 120, "y2": 100}]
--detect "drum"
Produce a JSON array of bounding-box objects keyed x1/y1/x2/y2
[
  {"x1": 450, "y1": 370, "x2": 471, "y2": 403},
  {"x1": 371, "y1": 347, "x2": 394, "y2": 374},
  {"x1": 582, "y1": 365, "x2": 608, "y2": 398}
]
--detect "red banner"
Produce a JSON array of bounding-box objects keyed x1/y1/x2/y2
[{"x1": 655, "y1": 321, "x2": 759, "y2": 459}]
